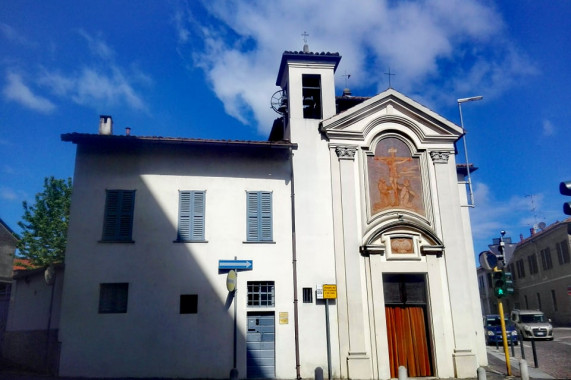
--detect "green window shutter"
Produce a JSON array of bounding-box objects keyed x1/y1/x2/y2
[
  {"x1": 191, "y1": 191, "x2": 205, "y2": 240},
  {"x1": 103, "y1": 190, "x2": 135, "y2": 241},
  {"x1": 260, "y1": 192, "x2": 272, "y2": 241},
  {"x1": 247, "y1": 192, "x2": 259, "y2": 241},
  {"x1": 178, "y1": 191, "x2": 205, "y2": 241},
  {"x1": 103, "y1": 190, "x2": 120, "y2": 240},
  {"x1": 178, "y1": 191, "x2": 191, "y2": 241},
  {"x1": 247, "y1": 191, "x2": 272, "y2": 242},
  {"x1": 118, "y1": 191, "x2": 135, "y2": 240}
]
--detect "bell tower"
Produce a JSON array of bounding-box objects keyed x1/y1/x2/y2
[{"x1": 275, "y1": 49, "x2": 341, "y2": 141}]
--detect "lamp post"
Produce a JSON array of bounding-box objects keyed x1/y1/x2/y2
[{"x1": 457, "y1": 96, "x2": 483, "y2": 207}]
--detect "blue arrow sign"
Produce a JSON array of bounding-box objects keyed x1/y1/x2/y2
[{"x1": 219, "y1": 260, "x2": 253, "y2": 271}]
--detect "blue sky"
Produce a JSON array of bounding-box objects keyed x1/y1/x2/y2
[{"x1": 1, "y1": 0, "x2": 569, "y2": 262}]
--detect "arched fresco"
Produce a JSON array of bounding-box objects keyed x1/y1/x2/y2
[{"x1": 368, "y1": 137, "x2": 425, "y2": 217}]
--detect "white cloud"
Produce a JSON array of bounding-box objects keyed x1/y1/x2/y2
[
  {"x1": 78, "y1": 29, "x2": 114, "y2": 60},
  {"x1": 469, "y1": 182, "x2": 554, "y2": 249},
  {"x1": 2, "y1": 164, "x2": 15, "y2": 174},
  {"x1": 542, "y1": 120, "x2": 555, "y2": 136},
  {"x1": 0, "y1": 186, "x2": 19, "y2": 201},
  {"x1": 175, "y1": 0, "x2": 535, "y2": 134},
  {"x1": 0, "y1": 22, "x2": 30, "y2": 45},
  {"x1": 2, "y1": 71, "x2": 56, "y2": 113},
  {"x1": 37, "y1": 32, "x2": 149, "y2": 111}
]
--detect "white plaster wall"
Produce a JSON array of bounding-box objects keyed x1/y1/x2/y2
[
  {"x1": 286, "y1": 64, "x2": 341, "y2": 379},
  {"x1": 6, "y1": 269, "x2": 63, "y2": 331},
  {"x1": 59, "y1": 144, "x2": 296, "y2": 379}
]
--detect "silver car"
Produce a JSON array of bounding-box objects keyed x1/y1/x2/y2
[{"x1": 510, "y1": 309, "x2": 553, "y2": 340}]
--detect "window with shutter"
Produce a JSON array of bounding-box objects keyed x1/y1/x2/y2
[
  {"x1": 246, "y1": 191, "x2": 273, "y2": 242},
  {"x1": 99, "y1": 283, "x2": 129, "y2": 313},
  {"x1": 177, "y1": 191, "x2": 205, "y2": 242},
  {"x1": 102, "y1": 190, "x2": 135, "y2": 242}
]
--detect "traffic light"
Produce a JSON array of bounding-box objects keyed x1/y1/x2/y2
[
  {"x1": 561, "y1": 181, "x2": 571, "y2": 215},
  {"x1": 493, "y1": 271, "x2": 505, "y2": 298},
  {"x1": 504, "y1": 272, "x2": 514, "y2": 295}
]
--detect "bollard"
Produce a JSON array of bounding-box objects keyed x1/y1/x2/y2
[
  {"x1": 477, "y1": 366, "x2": 486, "y2": 380},
  {"x1": 530, "y1": 338, "x2": 538, "y2": 368},
  {"x1": 229, "y1": 368, "x2": 238, "y2": 380},
  {"x1": 519, "y1": 359, "x2": 529, "y2": 380},
  {"x1": 519, "y1": 333, "x2": 525, "y2": 360},
  {"x1": 510, "y1": 335, "x2": 515, "y2": 357},
  {"x1": 398, "y1": 365, "x2": 408, "y2": 380},
  {"x1": 315, "y1": 367, "x2": 324, "y2": 380}
]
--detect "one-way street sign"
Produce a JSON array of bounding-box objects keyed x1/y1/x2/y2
[{"x1": 219, "y1": 260, "x2": 253, "y2": 271}]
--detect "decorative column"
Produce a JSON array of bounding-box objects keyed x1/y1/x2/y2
[
  {"x1": 335, "y1": 146, "x2": 372, "y2": 379},
  {"x1": 430, "y1": 150, "x2": 478, "y2": 377}
]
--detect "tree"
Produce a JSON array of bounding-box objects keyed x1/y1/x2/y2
[{"x1": 17, "y1": 176, "x2": 72, "y2": 267}]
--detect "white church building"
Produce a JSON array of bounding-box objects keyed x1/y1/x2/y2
[{"x1": 58, "y1": 49, "x2": 486, "y2": 379}]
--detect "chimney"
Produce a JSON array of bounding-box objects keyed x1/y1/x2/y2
[
  {"x1": 99, "y1": 115, "x2": 113, "y2": 135},
  {"x1": 520, "y1": 234, "x2": 524, "y2": 242},
  {"x1": 530, "y1": 227, "x2": 535, "y2": 236},
  {"x1": 125, "y1": 127, "x2": 131, "y2": 136}
]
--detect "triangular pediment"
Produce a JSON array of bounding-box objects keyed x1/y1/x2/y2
[{"x1": 321, "y1": 88, "x2": 463, "y2": 144}]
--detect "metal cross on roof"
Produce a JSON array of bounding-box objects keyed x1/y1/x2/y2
[
  {"x1": 301, "y1": 31, "x2": 309, "y2": 44},
  {"x1": 342, "y1": 71, "x2": 351, "y2": 88},
  {"x1": 384, "y1": 67, "x2": 396, "y2": 88}
]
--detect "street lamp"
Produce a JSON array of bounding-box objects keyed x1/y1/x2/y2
[{"x1": 457, "y1": 95, "x2": 483, "y2": 207}]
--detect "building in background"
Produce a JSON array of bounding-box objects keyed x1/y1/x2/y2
[
  {"x1": 508, "y1": 218, "x2": 571, "y2": 326},
  {"x1": 477, "y1": 219, "x2": 571, "y2": 327},
  {"x1": 2, "y1": 263, "x2": 64, "y2": 374},
  {"x1": 0, "y1": 218, "x2": 18, "y2": 358},
  {"x1": 54, "y1": 48, "x2": 485, "y2": 379}
]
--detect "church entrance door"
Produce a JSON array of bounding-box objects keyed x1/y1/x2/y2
[{"x1": 383, "y1": 274, "x2": 433, "y2": 377}]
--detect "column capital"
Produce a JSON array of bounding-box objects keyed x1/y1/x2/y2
[
  {"x1": 335, "y1": 146, "x2": 357, "y2": 160},
  {"x1": 430, "y1": 151, "x2": 450, "y2": 164}
]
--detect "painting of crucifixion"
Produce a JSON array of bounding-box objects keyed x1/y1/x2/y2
[{"x1": 368, "y1": 137, "x2": 425, "y2": 216}]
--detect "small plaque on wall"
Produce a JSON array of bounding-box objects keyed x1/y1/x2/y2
[
  {"x1": 279, "y1": 312, "x2": 288, "y2": 324},
  {"x1": 391, "y1": 237, "x2": 414, "y2": 254},
  {"x1": 385, "y1": 235, "x2": 421, "y2": 260}
]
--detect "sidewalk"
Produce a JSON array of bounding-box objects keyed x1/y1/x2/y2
[
  {"x1": 486, "y1": 347, "x2": 554, "y2": 379},
  {"x1": 0, "y1": 355, "x2": 553, "y2": 380}
]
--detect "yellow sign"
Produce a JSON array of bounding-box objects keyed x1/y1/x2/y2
[
  {"x1": 279, "y1": 312, "x2": 288, "y2": 324},
  {"x1": 322, "y1": 284, "x2": 337, "y2": 299}
]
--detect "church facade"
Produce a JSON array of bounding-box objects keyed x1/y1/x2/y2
[{"x1": 58, "y1": 50, "x2": 486, "y2": 379}]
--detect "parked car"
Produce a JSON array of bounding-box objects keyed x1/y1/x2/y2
[
  {"x1": 510, "y1": 309, "x2": 553, "y2": 340},
  {"x1": 483, "y1": 314, "x2": 518, "y2": 345}
]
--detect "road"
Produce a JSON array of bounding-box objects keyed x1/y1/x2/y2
[{"x1": 487, "y1": 327, "x2": 571, "y2": 379}]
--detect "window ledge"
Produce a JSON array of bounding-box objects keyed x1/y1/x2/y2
[
  {"x1": 173, "y1": 240, "x2": 208, "y2": 244},
  {"x1": 243, "y1": 241, "x2": 276, "y2": 244}
]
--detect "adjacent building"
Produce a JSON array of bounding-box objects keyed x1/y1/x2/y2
[
  {"x1": 508, "y1": 219, "x2": 571, "y2": 326},
  {"x1": 56, "y1": 48, "x2": 485, "y2": 379},
  {"x1": 0, "y1": 218, "x2": 18, "y2": 356},
  {"x1": 477, "y1": 219, "x2": 571, "y2": 327},
  {"x1": 2, "y1": 263, "x2": 64, "y2": 374}
]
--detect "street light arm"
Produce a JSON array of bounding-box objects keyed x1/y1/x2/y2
[
  {"x1": 457, "y1": 95, "x2": 483, "y2": 207},
  {"x1": 458, "y1": 95, "x2": 484, "y2": 104}
]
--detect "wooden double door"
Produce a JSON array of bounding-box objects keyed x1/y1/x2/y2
[{"x1": 383, "y1": 274, "x2": 433, "y2": 378}]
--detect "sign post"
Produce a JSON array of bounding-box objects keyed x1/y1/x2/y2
[
  {"x1": 321, "y1": 284, "x2": 337, "y2": 380},
  {"x1": 219, "y1": 260, "x2": 252, "y2": 380},
  {"x1": 227, "y1": 270, "x2": 238, "y2": 380}
]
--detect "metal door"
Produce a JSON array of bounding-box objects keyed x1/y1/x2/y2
[{"x1": 247, "y1": 312, "x2": 275, "y2": 378}]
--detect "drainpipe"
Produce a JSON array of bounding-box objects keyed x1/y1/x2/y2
[{"x1": 289, "y1": 146, "x2": 302, "y2": 380}]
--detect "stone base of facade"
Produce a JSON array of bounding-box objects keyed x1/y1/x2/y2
[
  {"x1": 453, "y1": 349, "x2": 478, "y2": 378},
  {"x1": 347, "y1": 352, "x2": 372, "y2": 379}
]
